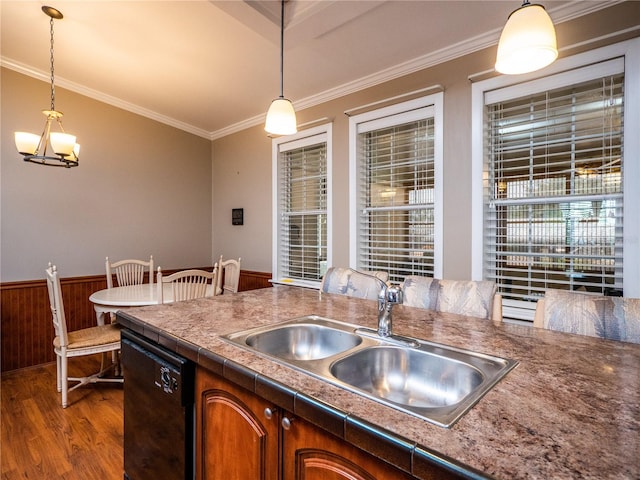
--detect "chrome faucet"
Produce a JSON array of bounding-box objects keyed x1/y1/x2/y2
[{"x1": 377, "y1": 283, "x2": 403, "y2": 337}]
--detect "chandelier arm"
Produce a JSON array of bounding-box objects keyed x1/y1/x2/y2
[
  {"x1": 35, "y1": 116, "x2": 53, "y2": 157},
  {"x1": 55, "y1": 116, "x2": 67, "y2": 133}
]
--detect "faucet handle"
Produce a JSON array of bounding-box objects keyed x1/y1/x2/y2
[{"x1": 386, "y1": 284, "x2": 403, "y2": 304}]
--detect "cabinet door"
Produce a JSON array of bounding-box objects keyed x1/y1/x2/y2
[
  {"x1": 196, "y1": 369, "x2": 279, "y2": 480},
  {"x1": 282, "y1": 415, "x2": 415, "y2": 480}
]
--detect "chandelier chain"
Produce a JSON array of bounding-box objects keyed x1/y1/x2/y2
[{"x1": 49, "y1": 15, "x2": 56, "y2": 111}]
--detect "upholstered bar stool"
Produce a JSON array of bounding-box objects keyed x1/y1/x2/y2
[
  {"x1": 402, "y1": 276, "x2": 502, "y2": 322},
  {"x1": 534, "y1": 289, "x2": 640, "y2": 344},
  {"x1": 320, "y1": 267, "x2": 388, "y2": 301}
]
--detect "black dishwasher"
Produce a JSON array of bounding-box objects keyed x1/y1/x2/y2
[{"x1": 121, "y1": 329, "x2": 195, "y2": 480}]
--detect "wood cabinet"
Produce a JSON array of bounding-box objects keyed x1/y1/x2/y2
[
  {"x1": 196, "y1": 367, "x2": 439, "y2": 480},
  {"x1": 196, "y1": 368, "x2": 280, "y2": 480},
  {"x1": 282, "y1": 411, "x2": 415, "y2": 480}
]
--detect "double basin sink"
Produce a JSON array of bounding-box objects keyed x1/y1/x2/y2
[{"x1": 222, "y1": 315, "x2": 518, "y2": 427}]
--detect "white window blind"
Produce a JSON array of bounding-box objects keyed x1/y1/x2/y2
[
  {"x1": 355, "y1": 106, "x2": 436, "y2": 283},
  {"x1": 484, "y1": 68, "x2": 625, "y2": 304},
  {"x1": 275, "y1": 133, "x2": 328, "y2": 284}
]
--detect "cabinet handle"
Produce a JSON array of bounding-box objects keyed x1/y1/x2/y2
[
  {"x1": 281, "y1": 416, "x2": 294, "y2": 430},
  {"x1": 264, "y1": 407, "x2": 277, "y2": 420}
]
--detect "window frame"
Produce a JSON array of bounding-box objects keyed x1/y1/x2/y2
[
  {"x1": 271, "y1": 123, "x2": 332, "y2": 288},
  {"x1": 349, "y1": 93, "x2": 444, "y2": 281},
  {"x1": 471, "y1": 38, "x2": 640, "y2": 321}
]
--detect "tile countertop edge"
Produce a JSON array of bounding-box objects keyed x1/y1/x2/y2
[{"x1": 116, "y1": 310, "x2": 486, "y2": 480}]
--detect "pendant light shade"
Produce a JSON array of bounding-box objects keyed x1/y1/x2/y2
[
  {"x1": 495, "y1": 1, "x2": 558, "y2": 75},
  {"x1": 265, "y1": 0, "x2": 297, "y2": 135},
  {"x1": 265, "y1": 97, "x2": 297, "y2": 135},
  {"x1": 15, "y1": 6, "x2": 80, "y2": 167}
]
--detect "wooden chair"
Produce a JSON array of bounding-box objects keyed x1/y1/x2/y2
[
  {"x1": 46, "y1": 263, "x2": 123, "y2": 408},
  {"x1": 401, "y1": 276, "x2": 503, "y2": 322},
  {"x1": 533, "y1": 290, "x2": 640, "y2": 343},
  {"x1": 102, "y1": 256, "x2": 154, "y2": 325},
  {"x1": 320, "y1": 267, "x2": 387, "y2": 301},
  {"x1": 156, "y1": 267, "x2": 216, "y2": 303},
  {"x1": 533, "y1": 299, "x2": 550, "y2": 329},
  {"x1": 105, "y1": 255, "x2": 154, "y2": 288},
  {"x1": 214, "y1": 255, "x2": 224, "y2": 295},
  {"x1": 220, "y1": 257, "x2": 242, "y2": 294}
]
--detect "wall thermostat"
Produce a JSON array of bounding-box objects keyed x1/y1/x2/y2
[{"x1": 232, "y1": 208, "x2": 244, "y2": 225}]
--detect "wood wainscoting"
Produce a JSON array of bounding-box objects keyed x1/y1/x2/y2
[{"x1": 0, "y1": 269, "x2": 272, "y2": 373}]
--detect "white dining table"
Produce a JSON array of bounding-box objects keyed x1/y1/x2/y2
[{"x1": 89, "y1": 283, "x2": 214, "y2": 325}]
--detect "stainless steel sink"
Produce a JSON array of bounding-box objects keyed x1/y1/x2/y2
[
  {"x1": 222, "y1": 315, "x2": 518, "y2": 427},
  {"x1": 330, "y1": 346, "x2": 484, "y2": 408},
  {"x1": 245, "y1": 321, "x2": 362, "y2": 360}
]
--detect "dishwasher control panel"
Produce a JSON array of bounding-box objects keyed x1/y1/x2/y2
[{"x1": 157, "y1": 365, "x2": 179, "y2": 394}]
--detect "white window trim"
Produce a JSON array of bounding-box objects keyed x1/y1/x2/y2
[
  {"x1": 471, "y1": 38, "x2": 640, "y2": 316},
  {"x1": 348, "y1": 93, "x2": 444, "y2": 278},
  {"x1": 271, "y1": 123, "x2": 333, "y2": 289}
]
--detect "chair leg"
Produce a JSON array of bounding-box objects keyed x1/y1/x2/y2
[
  {"x1": 61, "y1": 356, "x2": 69, "y2": 408},
  {"x1": 58, "y1": 351, "x2": 124, "y2": 408},
  {"x1": 99, "y1": 350, "x2": 121, "y2": 377},
  {"x1": 56, "y1": 354, "x2": 62, "y2": 392},
  {"x1": 100, "y1": 352, "x2": 107, "y2": 374},
  {"x1": 114, "y1": 349, "x2": 121, "y2": 377}
]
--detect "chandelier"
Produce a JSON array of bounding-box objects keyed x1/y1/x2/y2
[{"x1": 15, "y1": 6, "x2": 80, "y2": 167}]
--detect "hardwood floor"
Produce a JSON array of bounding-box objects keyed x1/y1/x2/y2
[{"x1": 1, "y1": 355, "x2": 123, "y2": 479}]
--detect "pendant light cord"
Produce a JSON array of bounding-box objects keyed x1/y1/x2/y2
[{"x1": 279, "y1": 0, "x2": 284, "y2": 98}]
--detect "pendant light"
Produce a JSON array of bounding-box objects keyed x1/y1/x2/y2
[
  {"x1": 495, "y1": 0, "x2": 558, "y2": 75},
  {"x1": 265, "y1": 0, "x2": 297, "y2": 135},
  {"x1": 15, "y1": 6, "x2": 80, "y2": 167}
]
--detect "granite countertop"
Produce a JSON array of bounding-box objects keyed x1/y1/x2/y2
[{"x1": 117, "y1": 285, "x2": 640, "y2": 480}]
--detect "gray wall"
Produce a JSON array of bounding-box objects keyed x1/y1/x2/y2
[
  {"x1": 211, "y1": 2, "x2": 639, "y2": 280},
  {"x1": 1, "y1": 2, "x2": 636, "y2": 283},
  {"x1": 1, "y1": 68, "x2": 212, "y2": 281},
  {"x1": 211, "y1": 56, "x2": 482, "y2": 279}
]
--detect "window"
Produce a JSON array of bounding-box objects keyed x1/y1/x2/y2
[
  {"x1": 472, "y1": 39, "x2": 640, "y2": 321},
  {"x1": 349, "y1": 94, "x2": 443, "y2": 283},
  {"x1": 272, "y1": 124, "x2": 331, "y2": 287}
]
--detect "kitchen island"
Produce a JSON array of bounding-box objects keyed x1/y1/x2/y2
[{"x1": 117, "y1": 285, "x2": 640, "y2": 479}]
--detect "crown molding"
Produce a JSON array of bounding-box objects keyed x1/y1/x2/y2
[
  {"x1": 3, "y1": 1, "x2": 622, "y2": 142},
  {"x1": 1, "y1": 57, "x2": 211, "y2": 139},
  {"x1": 211, "y1": 1, "x2": 622, "y2": 140}
]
